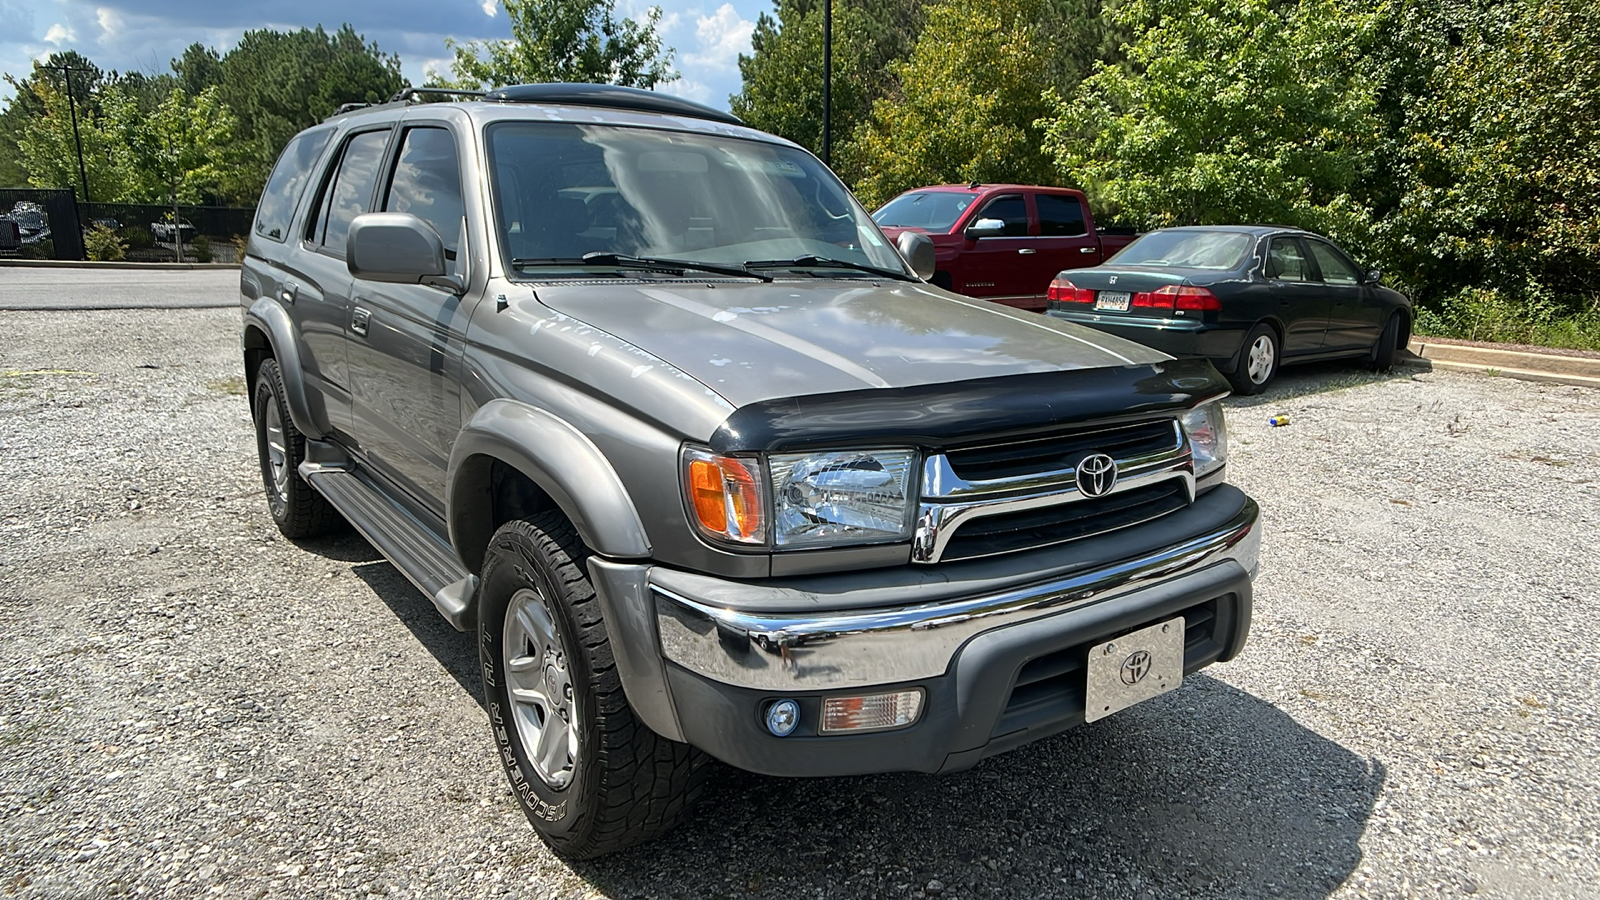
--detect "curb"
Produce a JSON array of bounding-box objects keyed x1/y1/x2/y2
[
  {"x1": 0, "y1": 259, "x2": 241, "y2": 271},
  {"x1": 1403, "y1": 339, "x2": 1600, "y2": 390}
]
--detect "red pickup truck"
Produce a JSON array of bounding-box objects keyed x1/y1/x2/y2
[{"x1": 872, "y1": 184, "x2": 1138, "y2": 312}]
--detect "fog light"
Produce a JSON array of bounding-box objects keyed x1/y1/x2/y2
[
  {"x1": 764, "y1": 699, "x2": 800, "y2": 737},
  {"x1": 820, "y1": 689, "x2": 924, "y2": 734}
]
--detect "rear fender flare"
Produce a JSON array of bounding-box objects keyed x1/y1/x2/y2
[
  {"x1": 243, "y1": 298, "x2": 324, "y2": 438},
  {"x1": 448, "y1": 399, "x2": 652, "y2": 565}
]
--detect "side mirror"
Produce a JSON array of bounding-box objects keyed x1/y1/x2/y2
[
  {"x1": 1364, "y1": 268, "x2": 1382, "y2": 285},
  {"x1": 347, "y1": 212, "x2": 463, "y2": 293},
  {"x1": 895, "y1": 230, "x2": 936, "y2": 281},
  {"x1": 963, "y1": 217, "x2": 1006, "y2": 240}
]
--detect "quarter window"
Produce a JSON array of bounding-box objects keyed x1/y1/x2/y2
[
  {"x1": 309, "y1": 129, "x2": 390, "y2": 255},
  {"x1": 1306, "y1": 241, "x2": 1361, "y2": 284},
  {"x1": 973, "y1": 195, "x2": 1029, "y2": 237},
  {"x1": 254, "y1": 129, "x2": 332, "y2": 242},
  {"x1": 1036, "y1": 194, "x2": 1087, "y2": 236},
  {"x1": 383, "y1": 127, "x2": 464, "y2": 253}
]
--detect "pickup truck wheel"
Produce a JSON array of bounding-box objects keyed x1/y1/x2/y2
[
  {"x1": 1228, "y1": 325, "x2": 1279, "y2": 395},
  {"x1": 252, "y1": 358, "x2": 341, "y2": 538},
  {"x1": 478, "y1": 511, "x2": 711, "y2": 859}
]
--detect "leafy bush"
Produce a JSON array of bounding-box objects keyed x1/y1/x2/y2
[
  {"x1": 191, "y1": 234, "x2": 214, "y2": 263},
  {"x1": 1415, "y1": 287, "x2": 1600, "y2": 351},
  {"x1": 84, "y1": 224, "x2": 127, "y2": 262}
]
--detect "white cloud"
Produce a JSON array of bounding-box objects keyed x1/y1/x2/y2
[
  {"x1": 658, "y1": 77, "x2": 711, "y2": 104},
  {"x1": 44, "y1": 23, "x2": 75, "y2": 45},
  {"x1": 684, "y1": 4, "x2": 752, "y2": 72},
  {"x1": 480, "y1": 0, "x2": 496, "y2": 15},
  {"x1": 95, "y1": 7, "x2": 124, "y2": 44}
]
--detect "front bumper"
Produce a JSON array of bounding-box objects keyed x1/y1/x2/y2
[{"x1": 588, "y1": 485, "x2": 1260, "y2": 777}]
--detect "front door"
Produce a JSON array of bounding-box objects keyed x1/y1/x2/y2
[
  {"x1": 956, "y1": 194, "x2": 1034, "y2": 305},
  {"x1": 1305, "y1": 239, "x2": 1383, "y2": 351},
  {"x1": 1030, "y1": 193, "x2": 1101, "y2": 298},
  {"x1": 344, "y1": 124, "x2": 473, "y2": 514}
]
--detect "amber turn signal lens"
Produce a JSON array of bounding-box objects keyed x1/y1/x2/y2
[{"x1": 683, "y1": 450, "x2": 766, "y2": 544}]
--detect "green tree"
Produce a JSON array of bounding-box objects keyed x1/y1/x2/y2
[
  {"x1": 731, "y1": 0, "x2": 925, "y2": 161},
  {"x1": 437, "y1": 0, "x2": 677, "y2": 89},
  {"x1": 0, "y1": 52, "x2": 106, "y2": 189},
  {"x1": 1040, "y1": 0, "x2": 1381, "y2": 243},
  {"x1": 15, "y1": 78, "x2": 140, "y2": 201},
  {"x1": 109, "y1": 86, "x2": 239, "y2": 259},
  {"x1": 215, "y1": 26, "x2": 405, "y2": 200},
  {"x1": 846, "y1": 0, "x2": 1063, "y2": 208}
]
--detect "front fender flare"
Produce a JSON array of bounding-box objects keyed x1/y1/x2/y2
[
  {"x1": 448, "y1": 399, "x2": 652, "y2": 563},
  {"x1": 243, "y1": 298, "x2": 324, "y2": 439}
]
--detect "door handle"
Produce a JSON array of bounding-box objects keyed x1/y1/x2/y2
[
  {"x1": 1017, "y1": 248, "x2": 1036, "y2": 255},
  {"x1": 1079, "y1": 247, "x2": 1098, "y2": 254},
  {"x1": 351, "y1": 307, "x2": 371, "y2": 337},
  {"x1": 280, "y1": 282, "x2": 297, "y2": 304}
]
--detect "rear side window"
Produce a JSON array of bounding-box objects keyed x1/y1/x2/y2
[
  {"x1": 383, "y1": 127, "x2": 464, "y2": 253},
  {"x1": 308, "y1": 129, "x2": 391, "y2": 255},
  {"x1": 975, "y1": 195, "x2": 1029, "y2": 236},
  {"x1": 1036, "y1": 194, "x2": 1086, "y2": 236},
  {"x1": 254, "y1": 130, "x2": 332, "y2": 242}
]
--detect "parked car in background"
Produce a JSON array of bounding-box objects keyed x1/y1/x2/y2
[
  {"x1": 151, "y1": 216, "x2": 196, "y2": 243},
  {"x1": 1045, "y1": 225, "x2": 1412, "y2": 393},
  {"x1": 0, "y1": 218, "x2": 20, "y2": 255},
  {"x1": 872, "y1": 184, "x2": 1138, "y2": 311},
  {"x1": 5, "y1": 201, "x2": 50, "y2": 245}
]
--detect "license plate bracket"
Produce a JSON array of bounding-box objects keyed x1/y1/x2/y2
[
  {"x1": 1084, "y1": 617, "x2": 1185, "y2": 723},
  {"x1": 1094, "y1": 290, "x2": 1132, "y2": 311}
]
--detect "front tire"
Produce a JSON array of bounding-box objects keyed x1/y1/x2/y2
[
  {"x1": 478, "y1": 511, "x2": 710, "y2": 859},
  {"x1": 1370, "y1": 313, "x2": 1401, "y2": 371},
  {"x1": 1228, "y1": 324, "x2": 1280, "y2": 395},
  {"x1": 252, "y1": 358, "x2": 341, "y2": 538}
]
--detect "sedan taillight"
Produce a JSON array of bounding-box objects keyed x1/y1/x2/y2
[
  {"x1": 1131, "y1": 284, "x2": 1221, "y2": 311},
  {"x1": 1047, "y1": 276, "x2": 1095, "y2": 307}
]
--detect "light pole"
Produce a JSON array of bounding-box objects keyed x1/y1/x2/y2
[
  {"x1": 43, "y1": 64, "x2": 92, "y2": 204},
  {"x1": 822, "y1": 0, "x2": 833, "y2": 166}
]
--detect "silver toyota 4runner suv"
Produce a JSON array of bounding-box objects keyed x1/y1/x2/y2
[{"x1": 240, "y1": 84, "x2": 1260, "y2": 858}]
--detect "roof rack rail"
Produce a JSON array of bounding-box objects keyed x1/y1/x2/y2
[
  {"x1": 388, "y1": 87, "x2": 488, "y2": 103},
  {"x1": 333, "y1": 102, "x2": 372, "y2": 116},
  {"x1": 481, "y1": 83, "x2": 743, "y2": 127}
]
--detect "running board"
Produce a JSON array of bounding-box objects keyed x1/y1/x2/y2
[{"x1": 300, "y1": 463, "x2": 477, "y2": 631}]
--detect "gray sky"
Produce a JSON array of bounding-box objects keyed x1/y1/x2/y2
[{"x1": 0, "y1": 0, "x2": 765, "y2": 109}]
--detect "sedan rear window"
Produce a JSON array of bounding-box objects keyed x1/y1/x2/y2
[
  {"x1": 1109, "y1": 231, "x2": 1253, "y2": 270},
  {"x1": 872, "y1": 191, "x2": 977, "y2": 231}
]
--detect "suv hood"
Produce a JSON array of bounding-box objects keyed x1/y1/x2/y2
[{"x1": 533, "y1": 279, "x2": 1167, "y2": 408}]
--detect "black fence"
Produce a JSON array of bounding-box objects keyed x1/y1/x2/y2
[
  {"x1": 0, "y1": 189, "x2": 256, "y2": 262},
  {"x1": 0, "y1": 188, "x2": 84, "y2": 260}
]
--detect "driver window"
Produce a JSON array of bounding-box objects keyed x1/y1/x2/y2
[
  {"x1": 974, "y1": 195, "x2": 1029, "y2": 237},
  {"x1": 1265, "y1": 237, "x2": 1312, "y2": 282},
  {"x1": 1306, "y1": 241, "x2": 1361, "y2": 285}
]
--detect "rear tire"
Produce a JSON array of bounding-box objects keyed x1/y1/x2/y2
[
  {"x1": 252, "y1": 358, "x2": 341, "y2": 538},
  {"x1": 1370, "y1": 314, "x2": 1401, "y2": 371},
  {"x1": 478, "y1": 511, "x2": 711, "y2": 859},
  {"x1": 1228, "y1": 324, "x2": 1280, "y2": 395}
]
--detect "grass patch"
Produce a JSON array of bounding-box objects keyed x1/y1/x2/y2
[
  {"x1": 208, "y1": 376, "x2": 246, "y2": 396},
  {"x1": 1415, "y1": 288, "x2": 1600, "y2": 351}
]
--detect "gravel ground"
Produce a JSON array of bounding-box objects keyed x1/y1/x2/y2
[{"x1": 1, "y1": 303, "x2": 1597, "y2": 900}]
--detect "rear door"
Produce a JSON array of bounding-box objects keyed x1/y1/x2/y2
[
  {"x1": 1262, "y1": 235, "x2": 1330, "y2": 355},
  {"x1": 955, "y1": 193, "x2": 1034, "y2": 305},
  {"x1": 1032, "y1": 192, "x2": 1102, "y2": 288},
  {"x1": 1305, "y1": 238, "x2": 1383, "y2": 351},
  {"x1": 343, "y1": 122, "x2": 474, "y2": 512}
]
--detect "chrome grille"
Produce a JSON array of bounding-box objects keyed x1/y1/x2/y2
[{"x1": 912, "y1": 419, "x2": 1193, "y2": 564}]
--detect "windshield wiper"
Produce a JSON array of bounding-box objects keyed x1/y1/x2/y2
[
  {"x1": 744, "y1": 255, "x2": 915, "y2": 281},
  {"x1": 511, "y1": 253, "x2": 769, "y2": 282}
]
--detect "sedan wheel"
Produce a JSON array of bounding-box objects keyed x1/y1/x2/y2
[{"x1": 1228, "y1": 325, "x2": 1280, "y2": 395}]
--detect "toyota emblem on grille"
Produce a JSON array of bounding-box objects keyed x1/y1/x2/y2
[
  {"x1": 1076, "y1": 453, "x2": 1119, "y2": 497},
  {"x1": 1120, "y1": 650, "x2": 1152, "y2": 685}
]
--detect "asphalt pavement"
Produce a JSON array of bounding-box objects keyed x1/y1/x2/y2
[{"x1": 0, "y1": 265, "x2": 239, "y2": 310}]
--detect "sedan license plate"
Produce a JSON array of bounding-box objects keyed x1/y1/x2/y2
[
  {"x1": 1094, "y1": 290, "x2": 1131, "y2": 311},
  {"x1": 1084, "y1": 617, "x2": 1185, "y2": 723}
]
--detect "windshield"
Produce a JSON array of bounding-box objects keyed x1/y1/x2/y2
[
  {"x1": 486, "y1": 122, "x2": 908, "y2": 276},
  {"x1": 1107, "y1": 230, "x2": 1253, "y2": 270},
  {"x1": 871, "y1": 190, "x2": 977, "y2": 231}
]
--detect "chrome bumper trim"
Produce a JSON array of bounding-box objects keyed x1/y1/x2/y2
[{"x1": 655, "y1": 498, "x2": 1260, "y2": 691}]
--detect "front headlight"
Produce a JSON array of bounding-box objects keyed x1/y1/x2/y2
[
  {"x1": 1180, "y1": 400, "x2": 1228, "y2": 480},
  {"x1": 769, "y1": 449, "x2": 917, "y2": 548}
]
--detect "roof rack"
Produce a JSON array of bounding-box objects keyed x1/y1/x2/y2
[
  {"x1": 333, "y1": 102, "x2": 371, "y2": 116},
  {"x1": 389, "y1": 87, "x2": 487, "y2": 103},
  {"x1": 482, "y1": 83, "x2": 743, "y2": 127}
]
